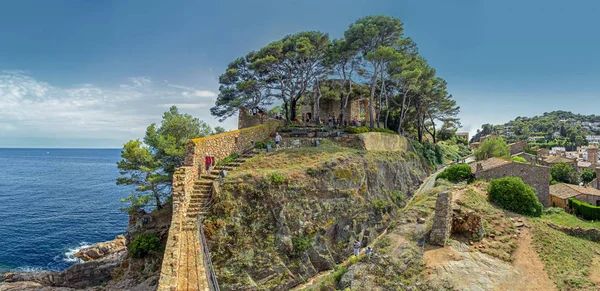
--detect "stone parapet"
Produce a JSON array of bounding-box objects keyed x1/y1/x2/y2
[{"x1": 185, "y1": 119, "x2": 282, "y2": 169}]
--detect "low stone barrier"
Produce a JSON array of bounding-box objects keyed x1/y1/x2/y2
[{"x1": 545, "y1": 222, "x2": 600, "y2": 242}]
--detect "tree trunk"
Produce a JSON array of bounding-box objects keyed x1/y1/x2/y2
[
  {"x1": 290, "y1": 99, "x2": 297, "y2": 122},
  {"x1": 155, "y1": 193, "x2": 162, "y2": 210},
  {"x1": 417, "y1": 113, "x2": 423, "y2": 143},
  {"x1": 369, "y1": 72, "x2": 378, "y2": 131}
]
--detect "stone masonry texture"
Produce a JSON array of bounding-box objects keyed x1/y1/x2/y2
[
  {"x1": 474, "y1": 162, "x2": 551, "y2": 207},
  {"x1": 430, "y1": 190, "x2": 453, "y2": 246}
]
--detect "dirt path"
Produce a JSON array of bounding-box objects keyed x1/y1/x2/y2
[
  {"x1": 588, "y1": 256, "x2": 600, "y2": 285},
  {"x1": 499, "y1": 227, "x2": 557, "y2": 291}
]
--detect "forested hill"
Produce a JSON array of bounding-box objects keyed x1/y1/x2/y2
[{"x1": 470, "y1": 111, "x2": 600, "y2": 146}]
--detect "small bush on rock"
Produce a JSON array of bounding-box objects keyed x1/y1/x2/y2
[
  {"x1": 488, "y1": 177, "x2": 543, "y2": 217},
  {"x1": 129, "y1": 233, "x2": 161, "y2": 258},
  {"x1": 269, "y1": 172, "x2": 286, "y2": 185},
  {"x1": 436, "y1": 163, "x2": 473, "y2": 183},
  {"x1": 292, "y1": 235, "x2": 312, "y2": 256}
]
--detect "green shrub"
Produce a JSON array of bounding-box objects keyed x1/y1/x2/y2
[
  {"x1": 511, "y1": 156, "x2": 528, "y2": 163},
  {"x1": 475, "y1": 137, "x2": 509, "y2": 160},
  {"x1": 215, "y1": 153, "x2": 239, "y2": 166},
  {"x1": 488, "y1": 177, "x2": 543, "y2": 217},
  {"x1": 436, "y1": 163, "x2": 473, "y2": 183},
  {"x1": 344, "y1": 126, "x2": 396, "y2": 134},
  {"x1": 569, "y1": 198, "x2": 600, "y2": 221},
  {"x1": 372, "y1": 198, "x2": 390, "y2": 213},
  {"x1": 345, "y1": 126, "x2": 370, "y2": 134},
  {"x1": 581, "y1": 169, "x2": 597, "y2": 184},
  {"x1": 292, "y1": 235, "x2": 312, "y2": 255},
  {"x1": 254, "y1": 140, "x2": 275, "y2": 149},
  {"x1": 129, "y1": 233, "x2": 161, "y2": 258},
  {"x1": 551, "y1": 163, "x2": 580, "y2": 185},
  {"x1": 411, "y1": 140, "x2": 443, "y2": 167},
  {"x1": 269, "y1": 172, "x2": 286, "y2": 185}
]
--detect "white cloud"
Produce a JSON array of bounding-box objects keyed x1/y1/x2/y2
[
  {"x1": 0, "y1": 71, "x2": 225, "y2": 145},
  {"x1": 194, "y1": 90, "x2": 217, "y2": 98}
]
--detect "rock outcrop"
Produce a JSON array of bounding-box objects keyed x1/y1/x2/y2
[
  {"x1": 206, "y1": 149, "x2": 430, "y2": 289},
  {"x1": 429, "y1": 191, "x2": 453, "y2": 246},
  {"x1": 2, "y1": 250, "x2": 126, "y2": 289},
  {"x1": 452, "y1": 207, "x2": 485, "y2": 241},
  {"x1": 74, "y1": 235, "x2": 127, "y2": 262}
]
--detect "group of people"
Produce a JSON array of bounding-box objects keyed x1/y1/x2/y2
[{"x1": 353, "y1": 239, "x2": 374, "y2": 258}]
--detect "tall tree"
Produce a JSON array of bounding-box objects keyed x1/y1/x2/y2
[
  {"x1": 144, "y1": 106, "x2": 212, "y2": 176},
  {"x1": 345, "y1": 15, "x2": 404, "y2": 130},
  {"x1": 211, "y1": 56, "x2": 275, "y2": 121},
  {"x1": 326, "y1": 39, "x2": 360, "y2": 125},
  {"x1": 249, "y1": 31, "x2": 331, "y2": 121},
  {"x1": 117, "y1": 140, "x2": 170, "y2": 211},
  {"x1": 118, "y1": 106, "x2": 211, "y2": 211}
]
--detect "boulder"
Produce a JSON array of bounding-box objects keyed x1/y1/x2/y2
[
  {"x1": 452, "y1": 208, "x2": 485, "y2": 241},
  {"x1": 74, "y1": 235, "x2": 126, "y2": 262}
]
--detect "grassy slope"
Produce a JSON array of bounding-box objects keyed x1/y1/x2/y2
[
  {"x1": 540, "y1": 208, "x2": 600, "y2": 229},
  {"x1": 530, "y1": 220, "x2": 600, "y2": 290}
]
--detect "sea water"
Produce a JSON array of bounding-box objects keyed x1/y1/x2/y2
[{"x1": 0, "y1": 148, "x2": 129, "y2": 276}]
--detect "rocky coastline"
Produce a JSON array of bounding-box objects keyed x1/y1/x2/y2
[{"x1": 0, "y1": 235, "x2": 127, "y2": 291}]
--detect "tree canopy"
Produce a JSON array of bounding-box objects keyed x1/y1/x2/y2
[
  {"x1": 211, "y1": 15, "x2": 460, "y2": 141},
  {"x1": 117, "y1": 106, "x2": 212, "y2": 212},
  {"x1": 474, "y1": 137, "x2": 510, "y2": 161}
]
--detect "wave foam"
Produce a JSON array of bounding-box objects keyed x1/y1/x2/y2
[{"x1": 61, "y1": 242, "x2": 92, "y2": 263}]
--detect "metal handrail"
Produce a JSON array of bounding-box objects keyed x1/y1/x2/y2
[{"x1": 198, "y1": 216, "x2": 220, "y2": 291}]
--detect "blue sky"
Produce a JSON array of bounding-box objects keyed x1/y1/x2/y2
[{"x1": 2, "y1": 0, "x2": 600, "y2": 147}]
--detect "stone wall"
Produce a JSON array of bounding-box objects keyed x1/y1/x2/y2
[
  {"x1": 157, "y1": 167, "x2": 195, "y2": 290},
  {"x1": 351, "y1": 132, "x2": 409, "y2": 152},
  {"x1": 430, "y1": 191, "x2": 453, "y2": 246},
  {"x1": 474, "y1": 162, "x2": 551, "y2": 206},
  {"x1": 302, "y1": 99, "x2": 368, "y2": 124},
  {"x1": 545, "y1": 222, "x2": 600, "y2": 242},
  {"x1": 509, "y1": 141, "x2": 527, "y2": 155},
  {"x1": 515, "y1": 152, "x2": 537, "y2": 164},
  {"x1": 573, "y1": 193, "x2": 600, "y2": 207},
  {"x1": 238, "y1": 107, "x2": 268, "y2": 129},
  {"x1": 185, "y1": 120, "x2": 282, "y2": 171}
]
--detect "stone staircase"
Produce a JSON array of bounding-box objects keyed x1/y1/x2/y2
[{"x1": 184, "y1": 149, "x2": 259, "y2": 224}]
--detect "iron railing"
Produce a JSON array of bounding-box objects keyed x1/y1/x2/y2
[{"x1": 198, "y1": 217, "x2": 220, "y2": 291}]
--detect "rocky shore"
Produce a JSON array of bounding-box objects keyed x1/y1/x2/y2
[{"x1": 0, "y1": 236, "x2": 127, "y2": 291}]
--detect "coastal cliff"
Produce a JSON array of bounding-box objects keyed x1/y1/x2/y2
[{"x1": 204, "y1": 141, "x2": 430, "y2": 289}]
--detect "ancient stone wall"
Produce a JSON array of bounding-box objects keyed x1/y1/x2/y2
[
  {"x1": 515, "y1": 152, "x2": 537, "y2": 164},
  {"x1": 430, "y1": 191, "x2": 453, "y2": 246},
  {"x1": 238, "y1": 107, "x2": 268, "y2": 129},
  {"x1": 474, "y1": 162, "x2": 551, "y2": 207},
  {"x1": 509, "y1": 141, "x2": 527, "y2": 155},
  {"x1": 545, "y1": 222, "x2": 600, "y2": 242},
  {"x1": 157, "y1": 166, "x2": 196, "y2": 290},
  {"x1": 573, "y1": 193, "x2": 600, "y2": 207},
  {"x1": 185, "y1": 120, "x2": 282, "y2": 171},
  {"x1": 348, "y1": 132, "x2": 409, "y2": 152}
]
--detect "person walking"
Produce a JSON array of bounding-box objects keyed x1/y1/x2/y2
[
  {"x1": 205, "y1": 153, "x2": 212, "y2": 174},
  {"x1": 275, "y1": 132, "x2": 282, "y2": 151},
  {"x1": 353, "y1": 240, "x2": 361, "y2": 257},
  {"x1": 366, "y1": 246, "x2": 373, "y2": 258}
]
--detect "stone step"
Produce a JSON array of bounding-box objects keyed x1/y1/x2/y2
[
  {"x1": 194, "y1": 180, "x2": 213, "y2": 186},
  {"x1": 227, "y1": 162, "x2": 243, "y2": 167},
  {"x1": 191, "y1": 193, "x2": 211, "y2": 198},
  {"x1": 214, "y1": 166, "x2": 235, "y2": 171},
  {"x1": 234, "y1": 158, "x2": 247, "y2": 163}
]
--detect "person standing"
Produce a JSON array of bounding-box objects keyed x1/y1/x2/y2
[
  {"x1": 275, "y1": 132, "x2": 282, "y2": 151},
  {"x1": 353, "y1": 240, "x2": 361, "y2": 257},
  {"x1": 205, "y1": 153, "x2": 212, "y2": 174}
]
